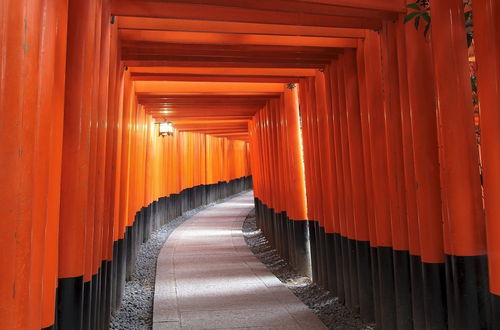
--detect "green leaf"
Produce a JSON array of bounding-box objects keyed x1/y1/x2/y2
[
  {"x1": 414, "y1": 16, "x2": 421, "y2": 30},
  {"x1": 405, "y1": 3, "x2": 421, "y2": 10},
  {"x1": 421, "y1": 12, "x2": 431, "y2": 23},
  {"x1": 404, "y1": 11, "x2": 421, "y2": 23},
  {"x1": 424, "y1": 22, "x2": 431, "y2": 37}
]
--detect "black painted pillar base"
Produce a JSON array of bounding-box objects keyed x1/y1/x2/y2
[
  {"x1": 422, "y1": 261, "x2": 447, "y2": 330},
  {"x1": 57, "y1": 276, "x2": 84, "y2": 330},
  {"x1": 325, "y1": 233, "x2": 337, "y2": 296},
  {"x1": 492, "y1": 293, "x2": 500, "y2": 329},
  {"x1": 393, "y1": 249, "x2": 413, "y2": 330},
  {"x1": 445, "y1": 254, "x2": 489, "y2": 330},
  {"x1": 357, "y1": 240, "x2": 374, "y2": 322},
  {"x1": 348, "y1": 237, "x2": 359, "y2": 312},
  {"x1": 377, "y1": 246, "x2": 397, "y2": 330}
]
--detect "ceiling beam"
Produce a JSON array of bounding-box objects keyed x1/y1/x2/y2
[
  {"x1": 129, "y1": 67, "x2": 317, "y2": 76},
  {"x1": 131, "y1": 73, "x2": 300, "y2": 83},
  {"x1": 119, "y1": 30, "x2": 358, "y2": 48},
  {"x1": 117, "y1": 17, "x2": 366, "y2": 38},
  {"x1": 111, "y1": 0, "x2": 383, "y2": 29}
]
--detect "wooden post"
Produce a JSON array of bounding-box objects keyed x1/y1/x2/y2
[{"x1": 431, "y1": 0, "x2": 488, "y2": 327}]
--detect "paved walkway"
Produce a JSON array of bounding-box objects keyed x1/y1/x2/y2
[{"x1": 152, "y1": 191, "x2": 326, "y2": 330}]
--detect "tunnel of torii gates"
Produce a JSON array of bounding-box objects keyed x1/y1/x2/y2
[{"x1": 3, "y1": 0, "x2": 500, "y2": 329}]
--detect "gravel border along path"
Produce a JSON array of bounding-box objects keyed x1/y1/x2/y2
[
  {"x1": 109, "y1": 191, "x2": 248, "y2": 330},
  {"x1": 242, "y1": 208, "x2": 375, "y2": 330}
]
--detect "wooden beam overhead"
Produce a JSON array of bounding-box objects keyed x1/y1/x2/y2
[
  {"x1": 111, "y1": 0, "x2": 398, "y2": 139},
  {"x1": 130, "y1": 73, "x2": 301, "y2": 83},
  {"x1": 134, "y1": 81, "x2": 285, "y2": 93},
  {"x1": 127, "y1": 0, "x2": 397, "y2": 19},
  {"x1": 117, "y1": 17, "x2": 366, "y2": 38},
  {"x1": 111, "y1": 0, "x2": 383, "y2": 29},
  {"x1": 129, "y1": 67, "x2": 318, "y2": 76},
  {"x1": 119, "y1": 30, "x2": 358, "y2": 48},
  {"x1": 289, "y1": 0, "x2": 405, "y2": 12},
  {"x1": 124, "y1": 60, "x2": 326, "y2": 69}
]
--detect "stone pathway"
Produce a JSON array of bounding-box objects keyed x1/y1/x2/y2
[{"x1": 153, "y1": 191, "x2": 326, "y2": 330}]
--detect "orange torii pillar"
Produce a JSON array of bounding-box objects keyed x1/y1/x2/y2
[
  {"x1": 0, "y1": 1, "x2": 68, "y2": 329},
  {"x1": 362, "y1": 31, "x2": 397, "y2": 330},
  {"x1": 282, "y1": 87, "x2": 309, "y2": 277},
  {"x1": 322, "y1": 64, "x2": 344, "y2": 301},
  {"x1": 355, "y1": 41, "x2": 379, "y2": 324},
  {"x1": 400, "y1": 1, "x2": 447, "y2": 328},
  {"x1": 323, "y1": 66, "x2": 348, "y2": 304},
  {"x1": 342, "y1": 49, "x2": 374, "y2": 321},
  {"x1": 58, "y1": 0, "x2": 102, "y2": 329},
  {"x1": 380, "y1": 20, "x2": 413, "y2": 330},
  {"x1": 475, "y1": 1, "x2": 500, "y2": 327},
  {"x1": 431, "y1": 0, "x2": 489, "y2": 328},
  {"x1": 316, "y1": 69, "x2": 339, "y2": 297},
  {"x1": 101, "y1": 21, "x2": 122, "y2": 327},
  {"x1": 335, "y1": 58, "x2": 358, "y2": 311},
  {"x1": 393, "y1": 10, "x2": 424, "y2": 330}
]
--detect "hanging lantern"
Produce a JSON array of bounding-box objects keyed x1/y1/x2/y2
[{"x1": 158, "y1": 121, "x2": 174, "y2": 137}]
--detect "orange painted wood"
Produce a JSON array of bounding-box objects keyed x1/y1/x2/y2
[
  {"x1": 431, "y1": 0, "x2": 486, "y2": 257},
  {"x1": 111, "y1": 0, "x2": 382, "y2": 29},
  {"x1": 59, "y1": 0, "x2": 99, "y2": 279},
  {"x1": 380, "y1": 21, "x2": 409, "y2": 252},
  {"x1": 354, "y1": 41, "x2": 377, "y2": 247},
  {"x1": 475, "y1": 0, "x2": 500, "y2": 295},
  {"x1": 401, "y1": 7, "x2": 443, "y2": 264},
  {"x1": 362, "y1": 31, "x2": 392, "y2": 248},
  {"x1": 342, "y1": 50, "x2": 369, "y2": 242},
  {"x1": 393, "y1": 17, "x2": 420, "y2": 258},
  {"x1": 118, "y1": 17, "x2": 366, "y2": 38}
]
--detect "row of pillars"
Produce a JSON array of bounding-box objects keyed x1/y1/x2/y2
[
  {"x1": 0, "y1": 0, "x2": 252, "y2": 329},
  {"x1": 250, "y1": 1, "x2": 500, "y2": 329}
]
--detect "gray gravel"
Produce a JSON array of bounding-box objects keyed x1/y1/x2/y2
[
  {"x1": 242, "y1": 209, "x2": 375, "y2": 330},
  {"x1": 109, "y1": 192, "x2": 248, "y2": 330}
]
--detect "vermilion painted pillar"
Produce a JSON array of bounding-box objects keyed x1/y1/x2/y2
[
  {"x1": 41, "y1": 1, "x2": 69, "y2": 328},
  {"x1": 319, "y1": 67, "x2": 340, "y2": 295},
  {"x1": 92, "y1": 4, "x2": 111, "y2": 327},
  {"x1": 380, "y1": 20, "x2": 413, "y2": 330},
  {"x1": 402, "y1": 1, "x2": 446, "y2": 328},
  {"x1": 336, "y1": 58, "x2": 357, "y2": 311},
  {"x1": 58, "y1": 0, "x2": 100, "y2": 328},
  {"x1": 110, "y1": 68, "x2": 125, "y2": 313},
  {"x1": 322, "y1": 65, "x2": 342, "y2": 297},
  {"x1": 363, "y1": 30, "x2": 397, "y2": 330},
  {"x1": 82, "y1": 2, "x2": 102, "y2": 328},
  {"x1": 326, "y1": 65, "x2": 347, "y2": 305},
  {"x1": 355, "y1": 40, "x2": 380, "y2": 324},
  {"x1": 342, "y1": 49, "x2": 374, "y2": 321},
  {"x1": 431, "y1": 0, "x2": 489, "y2": 328},
  {"x1": 0, "y1": 1, "x2": 68, "y2": 329},
  {"x1": 474, "y1": 2, "x2": 500, "y2": 326},
  {"x1": 394, "y1": 11, "x2": 425, "y2": 330},
  {"x1": 277, "y1": 93, "x2": 292, "y2": 263},
  {"x1": 283, "y1": 87, "x2": 310, "y2": 276}
]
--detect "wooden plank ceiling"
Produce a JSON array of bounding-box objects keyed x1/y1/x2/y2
[{"x1": 111, "y1": 0, "x2": 405, "y2": 141}]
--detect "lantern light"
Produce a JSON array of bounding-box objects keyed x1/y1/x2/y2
[{"x1": 158, "y1": 121, "x2": 174, "y2": 137}]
